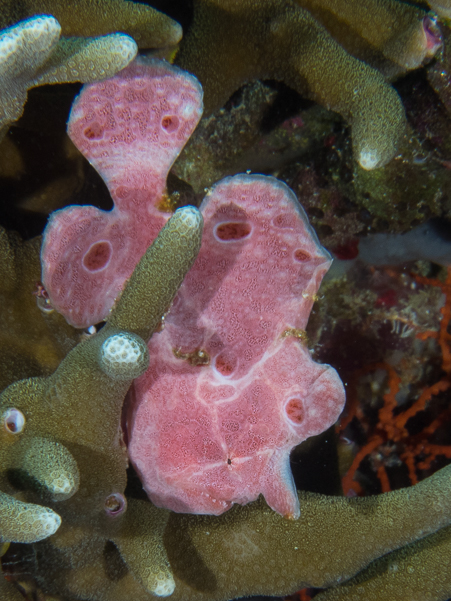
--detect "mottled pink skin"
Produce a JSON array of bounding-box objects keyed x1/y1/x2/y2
[
  {"x1": 41, "y1": 58, "x2": 203, "y2": 328},
  {"x1": 127, "y1": 175, "x2": 346, "y2": 519}
]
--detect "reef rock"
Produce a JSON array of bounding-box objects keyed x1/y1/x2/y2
[{"x1": 127, "y1": 174, "x2": 346, "y2": 519}]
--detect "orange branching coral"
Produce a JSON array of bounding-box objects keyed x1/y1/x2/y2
[{"x1": 340, "y1": 267, "x2": 451, "y2": 496}]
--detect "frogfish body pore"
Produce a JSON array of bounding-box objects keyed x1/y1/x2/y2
[{"x1": 127, "y1": 174, "x2": 345, "y2": 519}]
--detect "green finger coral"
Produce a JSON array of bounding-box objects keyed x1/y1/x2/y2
[
  {"x1": 112, "y1": 499, "x2": 175, "y2": 597},
  {"x1": 0, "y1": 0, "x2": 182, "y2": 48},
  {"x1": 108, "y1": 205, "x2": 206, "y2": 342},
  {"x1": 298, "y1": 0, "x2": 439, "y2": 72},
  {"x1": 176, "y1": 0, "x2": 440, "y2": 169},
  {"x1": 12, "y1": 437, "x2": 80, "y2": 502},
  {"x1": 0, "y1": 491, "x2": 61, "y2": 544},
  {"x1": 314, "y1": 525, "x2": 451, "y2": 601},
  {"x1": 16, "y1": 463, "x2": 451, "y2": 600},
  {"x1": 0, "y1": 206, "x2": 203, "y2": 594},
  {"x1": 162, "y1": 464, "x2": 451, "y2": 600},
  {"x1": 0, "y1": 15, "x2": 137, "y2": 141},
  {"x1": 428, "y1": 0, "x2": 451, "y2": 17}
]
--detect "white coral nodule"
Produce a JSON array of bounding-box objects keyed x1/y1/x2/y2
[{"x1": 99, "y1": 332, "x2": 149, "y2": 380}]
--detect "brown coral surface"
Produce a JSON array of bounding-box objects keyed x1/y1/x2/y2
[
  {"x1": 176, "y1": 0, "x2": 440, "y2": 170},
  {"x1": 0, "y1": 0, "x2": 182, "y2": 48}
]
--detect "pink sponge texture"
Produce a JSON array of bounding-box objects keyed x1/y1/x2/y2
[
  {"x1": 41, "y1": 58, "x2": 203, "y2": 328},
  {"x1": 126, "y1": 174, "x2": 346, "y2": 519}
]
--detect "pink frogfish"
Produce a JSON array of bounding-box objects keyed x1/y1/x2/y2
[
  {"x1": 39, "y1": 57, "x2": 345, "y2": 519},
  {"x1": 126, "y1": 174, "x2": 346, "y2": 519},
  {"x1": 41, "y1": 58, "x2": 203, "y2": 328}
]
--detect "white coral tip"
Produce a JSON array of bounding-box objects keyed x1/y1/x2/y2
[{"x1": 99, "y1": 332, "x2": 149, "y2": 380}]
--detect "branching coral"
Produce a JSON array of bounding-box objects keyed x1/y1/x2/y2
[
  {"x1": 8, "y1": 463, "x2": 451, "y2": 600},
  {"x1": 428, "y1": 0, "x2": 451, "y2": 17},
  {"x1": 0, "y1": 492, "x2": 61, "y2": 544},
  {"x1": 0, "y1": 15, "x2": 137, "y2": 141},
  {"x1": 2, "y1": 15, "x2": 451, "y2": 597},
  {"x1": 175, "y1": 0, "x2": 441, "y2": 170},
  {"x1": 0, "y1": 205, "x2": 204, "y2": 598},
  {"x1": 315, "y1": 527, "x2": 451, "y2": 601},
  {"x1": 0, "y1": 0, "x2": 182, "y2": 48},
  {"x1": 0, "y1": 0, "x2": 183, "y2": 141},
  {"x1": 164, "y1": 470, "x2": 451, "y2": 600}
]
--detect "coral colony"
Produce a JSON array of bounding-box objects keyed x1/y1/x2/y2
[
  {"x1": 1, "y1": 206, "x2": 205, "y2": 599},
  {"x1": 176, "y1": 0, "x2": 442, "y2": 170},
  {"x1": 3, "y1": 1, "x2": 451, "y2": 600},
  {"x1": 0, "y1": 15, "x2": 138, "y2": 141}
]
